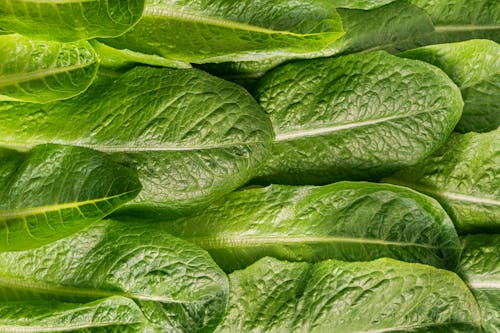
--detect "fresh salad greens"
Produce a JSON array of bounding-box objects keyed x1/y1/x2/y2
[
  {"x1": 252, "y1": 51, "x2": 462, "y2": 184},
  {"x1": 0, "y1": 0, "x2": 498, "y2": 332},
  {"x1": 385, "y1": 130, "x2": 500, "y2": 234},
  {"x1": 161, "y1": 182, "x2": 461, "y2": 271},
  {"x1": 458, "y1": 234, "x2": 500, "y2": 333},
  {"x1": 400, "y1": 39, "x2": 500, "y2": 133},
  {"x1": 0, "y1": 144, "x2": 141, "y2": 251},
  {"x1": 217, "y1": 257, "x2": 481, "y2": 332}
]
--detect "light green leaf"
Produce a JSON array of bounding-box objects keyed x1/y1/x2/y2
[
  {"x1": 216, "y1": 257, "x2": 481, "y2": 332},
  {"x1": 384, "y1": 130, "x2": 500, "y2": 233},
  {"x1": 0, "y1": 66, "x2": 273, "y2": 218},
  {"x1": 252, "y1": 51, "x2": 462, "y2": 185},
  {"x1": 0, "y1": 0, "x2": 145, "y2": 42},
  {"x1": 0, "y1": 144, "x2": 141, "y2": 252},
  {"x1": 458, "y1": 234, "x2": 500, "y2": 333},
  {"x1": 100, "y1": 0, "x2": 344, "y2": 64},
  {"x1": 400, "y1": 39, "x2": 500, "y2": 133},
  {"x1": 90, "y1": 40, "x2": 191, "y2": 73},
  {"x1": 0, "y1": 34, "x2": 98, "y2": 103},
  {"x1": 409, "y1": 0, "x2": 500, "y2": 43},
  {"x1": 0, "y1": 219, "x2": 229, "y2": 332},
  {"x1": 0, "y1": 297, "x2": 155, "y2": 332},
  {"x1": 202, "y1": 0, "x2": 435, "y2": 78},
  {"x1": 161, "y1": 182, "x2": 461, "y2": 272},
  {"x1": 330, "y1": 0, "x2": 397, "y2": 9}
]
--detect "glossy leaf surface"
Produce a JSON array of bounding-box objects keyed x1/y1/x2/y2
[
  {"x1": 252, "y1": 51, "x2": 462, "y2": 184},
  {"x1": 409, "y1": 0, "x2": 500, "y2": 43},
  {"x1": 0, "y1": 219, "x2": 229, "y2": 332},
  {"x1": 0, "y1": 66, "x2": 273, "y2": 218},
  {"x1": 0, "y1": 144, "x2": 141, "y2": 251},
  {"x1": 401, "y1": 39, "x2": 500, "y2": 133},
  {"x1": 0, "y1": 297, "x2": 154, "y2": 332},
  {"x1": 0, "y1": 34, "x2": 98, "y2": 103},
  {"x1": 162, "y1": 182, "x2": 461, "y2": 272},
  {"x1": 101, "y1": 0, "x2": 344, "y2": 64},
  {"x1": 458, "y1": 234, "x2": 500, "y2": 333},
  {"x1": 216, "y1": 257, "x2": 481, "y2": 332},
  {"x1": 384, "y1": 130, "x2": 500, "y2": 233},
  {"x1": 0, "y1": 0, "x2": 145, "y2": 41}
]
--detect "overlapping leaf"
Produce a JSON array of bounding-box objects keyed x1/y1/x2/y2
[
  {"x1": 0, "y1": 34, "x2": 98, "y2": 103},
  {"x1": 252, "y1": 51, "x2": 462, "y2": 184},
  {"x1": 100, "y1": 0, "x2": 344, "y2": 65},
  {"x1": 216, "y1": 257, "x2": 481, "y2": 332},
  {"x1": 0, "y1": 0, "x2": 145, "y2": 41},
  {"x1": 0, "y1": 219, "x2": 229, "y2": 332},
  {"x1": 0, "y1": 144, "x2": 141, "y2": 251},
  {"x1": 384, "y1": 130, "x2": 500, "y2": 233},
  {"x1": 401, "y1": 39, "x2": 500, "y2": 132},
  {"x1": 161, "y1": 182, "x2": 461, "y2": 272},
  {"x1": 0, "y1": 66, "x2": 273, "y2": 218},
  {"x1": 458, "y1": 234, "x2": 500, "y2": 333}
]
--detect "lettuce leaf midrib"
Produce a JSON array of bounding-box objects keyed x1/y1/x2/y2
[
  {"x1": 0, "y1": 189, "x2": 140, "y2": 220},
  {"x1": 184, "y1": 235, "x2": 452, "y2": 250}
]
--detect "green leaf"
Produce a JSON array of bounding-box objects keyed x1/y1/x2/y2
[
  {"x1": 0, "y1": 0, "x2": 145, "y2": 42},
  {"x1": 160, "y1": 182, "x2": 461, "y2": 272},
  {"x1": 0, "y1": 34, "x2": 98, "y2": 103},
  {"x1": 330, "y1": 0, "x2": 397, "y2": 9},
  {"x1": 0, "y1": 297, "x2": 155, "y2": 332},
  {"x1": 202, "y1": 0, "x2": 435, "y2": 78},
  {"x1": 99, "y1": 0, "x2": 344, "y2": 64},
  {"x1": 252, "y1": 51, "x2": 462, "y2": 185},
  {"x1": 458, "y1": 234, "x2": 500, "y2": 333},
  {"x1": 90, "y1": 40, "x2": 192, "y2": 73},
  {"x1": 409, "y1": 0, "x2": 500, "y2": 43},
  {"x1": 216, "y1": 257, "x2": 482, "y2": 332},
  {"x1": 384, "y1": 130, "x2": 500, "y2": 233},
  {"x1": 0, "y1": 66, "x2": 273, "y2": 218},
  {"x1": 0, "y1": 144, "x2": 141, "y2": 252},
  {"x1": 400, "y1": 39, "x2": 500, "y2": 133},
  {"x1": 0, "y1": 219, "x2": 229, "y2": 332}
]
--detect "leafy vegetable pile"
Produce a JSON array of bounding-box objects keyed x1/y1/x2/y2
[{"x1": 0, "y1": 0, "x2": 498, "y2": 332}]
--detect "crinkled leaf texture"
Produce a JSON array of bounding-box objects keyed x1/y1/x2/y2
[
  {"x1": 409, "y1": 0, "x2": 500, "y2": 43},
  {"x1": 0, "y1": 0, "x2": 145, "y2": 42},
  {"x1": 90, "y1": 40, "x2": 191, "y2": 72},
  {"x1": 0, "y1": 144, "x2": 141, "y2": 252},
  {"x1": 458, "y1": 234, "x2": 500, "y2": 333},
  {"x1": 0, "y1": 219, "x2": 229, "y2": 332},
  {"x1": 330, "y1": 0, "x2": 397, "y2": 9},
  {"x1": 384, "y1": 130, "x2": 500, "y2": 233},
  {"x1": 0, "y1": 66, "x2": 273, "y2": 218},
  {"x1": 0, "y1": 34, "x2": 98, "y2": 103},
  {"x1": 161, "y1": 182, "x2": 461, "y2": 272},
  {"x1": 216, "y1": 257, "x2": 481, "y2": 332},
  {"x1": 252, "y1": 51, "x2": 462, "y2": 185},
  {"x1": 202, "y1": 0, "x2": 435, "y2": 77},
  {"x1": 0, "y1": 297, "x2": 156, "y2": 332},
  {"x1": 100, "y1": 0, "x2": 344, "y2": 64},
  {"x1": 400, "y1": 39, "x2": 500, "y2": 133}
]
